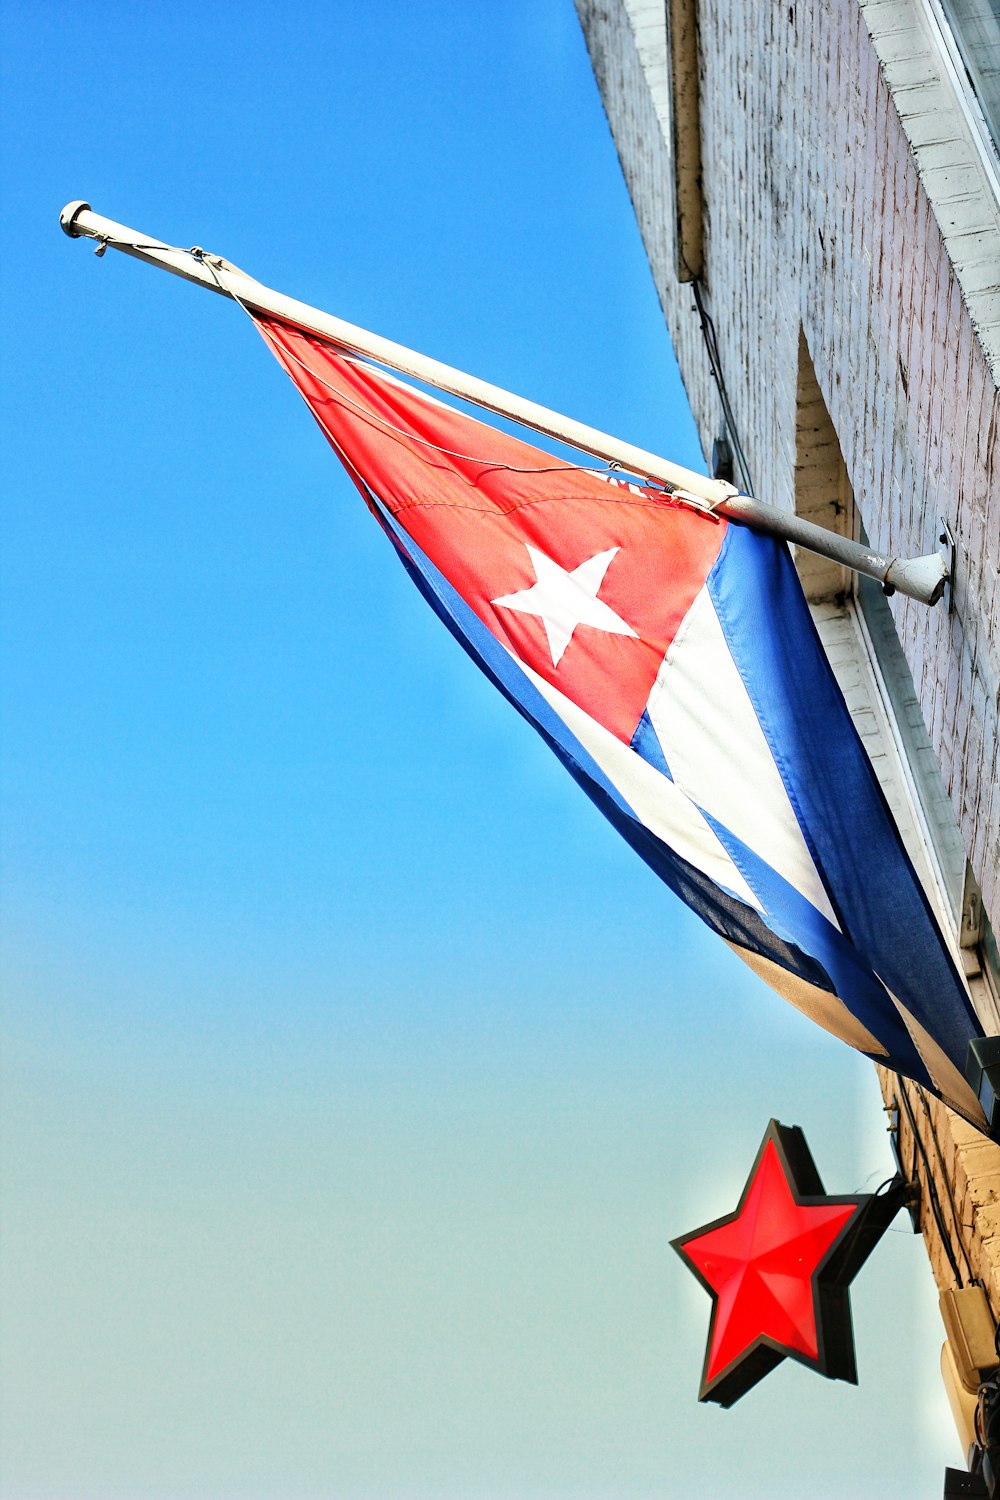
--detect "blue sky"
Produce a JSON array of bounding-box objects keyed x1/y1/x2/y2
[{"x1": 1, "y1": 2, "x2": 957, "y2": 1495}]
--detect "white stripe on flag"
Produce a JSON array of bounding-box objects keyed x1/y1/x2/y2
[
  {"x1": 644, "y1": 585, "x2": 839, "y2": 926},
  {"x1": 512, "y1": 654, "x2": 763, "y2": 912}
]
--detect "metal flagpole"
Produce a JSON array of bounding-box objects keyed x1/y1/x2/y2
[{"x1": 59, "y1": 201, "x2": 950, "y2": 606}]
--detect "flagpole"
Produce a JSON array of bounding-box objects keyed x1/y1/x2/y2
[{"x1": 59, "y1": 201, "x2": 949, "y2": 607}]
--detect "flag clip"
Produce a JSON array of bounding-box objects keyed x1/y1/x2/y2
[{"x1": 669, "y1": 487, "x2": 724, "y2": 520}]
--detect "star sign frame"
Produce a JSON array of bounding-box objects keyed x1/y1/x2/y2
[{"x1": 672, "y1": 1119, "x2": 909, "y2": 1407}]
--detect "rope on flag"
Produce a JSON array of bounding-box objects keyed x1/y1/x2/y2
[{"x1": 252, "y1": 310, "x2": 986, "y2": 1126}]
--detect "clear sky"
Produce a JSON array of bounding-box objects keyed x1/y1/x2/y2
[{"x1": 0, "y1": 2, "x2": 959, "y2": 1496}]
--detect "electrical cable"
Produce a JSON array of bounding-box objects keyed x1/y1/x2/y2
[
  {"x1": 896, "y1": 1076, "x2": 966, "y2": 1286},
  {"x1": 691, "y1": 279, "x2": 755, "y2": 496},
  {"x1": 915, "y1": 1084, "x2": 977, "y2": 1285}
]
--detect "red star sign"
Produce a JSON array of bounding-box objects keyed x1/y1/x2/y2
[{"x1": 672, "y1": 1120, "x2": 885, "y2": 1407}]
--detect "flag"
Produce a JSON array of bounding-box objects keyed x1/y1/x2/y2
[{"x1": 255, "y1": 314, "x2": 985, "y2": 1124}]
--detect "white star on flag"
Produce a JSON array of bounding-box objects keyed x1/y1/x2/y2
[{"x1": 491, "y1": 545, "x2": 639, "y2": 667}]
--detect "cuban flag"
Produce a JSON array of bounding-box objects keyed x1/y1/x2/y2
[{"x1": 256, "y1": 314, "x2": 985, "y2": 1125}]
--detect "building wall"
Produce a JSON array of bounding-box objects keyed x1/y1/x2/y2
[
  {"x1": 577, "y1": 0, "x2": 999, "y2": 924},
  {"x1": 576, "y1": 0, "x2": 1000, "y2": 1411}
]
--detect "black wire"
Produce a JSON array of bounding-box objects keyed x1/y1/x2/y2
[
  {"x1": 914, "y1": 1084, "x2": 977, "y2": 1285},
  {"x1": 873, "y1": 1175, "x2": 902, "y2": 1196},
  {"x1": 691, "y1": 279, "x2": 754, "y2": 496},
  {"x1": 896, "y1": 1077, "x2": 965, "y2": 1286},
  {"x1": 829, "y1": 1174, "x2": 902, "y2": 1273}
]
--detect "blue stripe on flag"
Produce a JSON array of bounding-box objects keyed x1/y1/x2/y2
[
  {"x1": 370, "y1": 498, "x2": 867, "y2": 1021},
  {"x1": 630, "y1": 709, "x2": 673, "y2": 780},
  {"x1": 697, "y1": 805, "x2": 930, "y2": 1079},
  {"x1": 707, "y1": 523, "x2": 981, "y2": 1077}
]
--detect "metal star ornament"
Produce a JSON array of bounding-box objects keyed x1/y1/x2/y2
[{"x1": 672, "y1": 1119, "x2": 908, "y2": 1407}]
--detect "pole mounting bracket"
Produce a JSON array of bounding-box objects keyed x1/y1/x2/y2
[{"x1": 939, "y1": 516, "x2": 957, "y2": 612}]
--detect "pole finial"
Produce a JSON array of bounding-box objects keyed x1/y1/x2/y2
[{"x1": 60, "y1": 201, "x2": 91, "y2": 238}]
